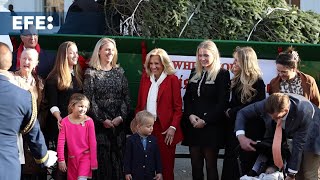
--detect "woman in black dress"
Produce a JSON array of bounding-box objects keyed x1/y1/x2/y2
[
  {"x1": 182, "y1": 40, "x2": 230, "y2": 180},
  {"x1": 45, "y1": 41, "x2": 83, "y2": 180},
  {"x1": 45, "y1": 41, "x2": 83, "y2": 145},
  {"x1": 84, "y1": 38, "x2": 130, "y2": 180},
  {"x1": 221, "y1": 47, "x2": 266, "y2": 180}
]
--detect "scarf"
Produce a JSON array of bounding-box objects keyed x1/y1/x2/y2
[
  {"x1": 16, "y1": 43, "x2": 41, "y2": 69},
  {"x1": 146, "y1": 72, "x2": 167, "y2": 117}
]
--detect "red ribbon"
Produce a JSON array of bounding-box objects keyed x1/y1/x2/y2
[
  {"x1": 78, "y1": 55, "x2": 89, "y2": 71},
  {"x1": 141, "y1": 41, "x2": 147, "y2": 73}
]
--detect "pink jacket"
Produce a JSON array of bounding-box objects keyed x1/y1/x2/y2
[{"x1": 57, "y1": 116, "x2": 98, "y2": 169}]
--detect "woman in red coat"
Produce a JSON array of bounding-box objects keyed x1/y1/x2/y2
[{"x1": 135, "y1": 48, "x2": 183, "y2": 180}]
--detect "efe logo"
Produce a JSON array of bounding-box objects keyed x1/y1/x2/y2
[{"x1": 12, "y1": 16, "x2": 54, "y2": 30}]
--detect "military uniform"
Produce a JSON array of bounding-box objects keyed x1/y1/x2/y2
[{"x1": 0, "y1": 74, "x2": 48, "y2": 180}]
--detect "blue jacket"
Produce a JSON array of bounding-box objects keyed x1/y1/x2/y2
[
  {"x1": 124, "y1": 133, "x2": 162, "y2": 180},
  {"x1": 0, "y1": 74, "x2": 48, "y2": 180},
  {"x1": 235, "y1": 93, "x2": 320, "y2": 172}
]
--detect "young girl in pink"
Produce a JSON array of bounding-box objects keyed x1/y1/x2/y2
[{"x1": 57, "y1": 93, "x2": 97, "y2": 180}]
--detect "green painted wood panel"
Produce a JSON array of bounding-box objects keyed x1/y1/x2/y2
[{"x1": 9, "y1": 34, "x2": 320, "y2": 108}]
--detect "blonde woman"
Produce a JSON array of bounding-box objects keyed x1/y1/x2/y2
[
  {"x1": 45, "y1": 41, "x2": 83, "y2": 145},
  {"x1": 45, "y1": 41, "x2": 83, "y2": 180},
  {"x1": 135, "y1": 48, "x2": 183, "y2": 180},
  {"x1": 83, "y1": 38, "x2": 130, "y2": 180},
  {"x1": 221, "y1": 47, "x2": 266, "y2": 180},
  {"x1": 181, "y1": 40, "x2": 230, "y2": 180}
]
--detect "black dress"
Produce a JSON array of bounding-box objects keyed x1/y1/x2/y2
[
  {"x1": 44, "y1": 74, "x2": 82, "y2": 145},
  {"x1": 44, "y1": 74, "x2": 82, "y2": 180},
  {"x1": 221, "y1": 78, "x2": 266, "y2": 180},
  {"x1": 181, "y1": 68, "x2": 230, "y2": 149},
  {"x1": 83, "y1": 67, "x2": 130, "y2": 180}
]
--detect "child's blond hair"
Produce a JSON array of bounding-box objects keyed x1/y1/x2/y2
[{"x1": 130, "y1": 110, "x2": 155, "y2": 133}]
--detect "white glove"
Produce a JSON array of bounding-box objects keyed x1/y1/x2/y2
[{"x1": 44, "y1": 150, "x2": 57, "y2": 167}]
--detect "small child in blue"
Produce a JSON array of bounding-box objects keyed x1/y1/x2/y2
[{"x1": 124, "y1": 110, "x2": 162, "y2": 180}]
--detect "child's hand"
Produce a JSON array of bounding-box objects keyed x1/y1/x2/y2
[
  {"x1": 154, "y1": 173, "x2": 163, "y2": 180},
  {"x1": 58, "y1": 161, "x2": 67, "y2": 172},
  {"x1": 125, "y1": 174, "x2": 132, "y2": 180}
]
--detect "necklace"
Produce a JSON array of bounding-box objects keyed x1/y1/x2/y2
[{"x1": 17, "y1": 71, "x2": 34, "y2": 84}]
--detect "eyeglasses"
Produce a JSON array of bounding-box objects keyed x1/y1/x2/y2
[{"x1": 22, "y1": 34, "x2": 38, "y2": 38}]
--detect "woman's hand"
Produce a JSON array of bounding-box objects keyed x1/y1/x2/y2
[
  {"x1": 162, "y1": 126, "x2": 176, "y2": 145},
  {"x1": 189, "y1": 114, "x2": 200, "y2": 126},
  {"x1": 225, "y1": 108, "x2": 231, "y2": 118},
  {"x1": 103, "y1": 119, "x2": 114, "y2": 128},
  {"x1": 112, "y1": 116, "x2": 123, "y2": 127},
  {"x1": 56, "y1": 117, "x2": 62, "y2": 130},
  {"x1": 154, "y1": 173, "x2": 163, "y2": 180},
  {"x1": 53, "y1": 111, "x2": 62, "y2": 130},
  {"x1": 125, "y1": 174, "x2": 132, "y2": 180},
  {"x1": 193, "y1": 119, "x2": 206, "y2": 128},
  {"x1": 58, "y1": 161, "x2": 67, "y2": 172}
]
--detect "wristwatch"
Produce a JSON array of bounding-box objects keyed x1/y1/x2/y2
[{"x1": 287, "y1": 172, "x2": 296, "y2": 178}]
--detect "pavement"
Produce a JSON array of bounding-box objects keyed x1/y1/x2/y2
[
  {"x1": 174, "y1": 144, "x2": 224, "y2": 180},
  {"x1": 46, "y1": 144, "x2": 222, "y2": 180},
  {"x1": 175, "y1": 145, "x2": 320, "y2": 180}
]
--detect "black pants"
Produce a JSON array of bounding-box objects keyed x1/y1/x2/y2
[
  {"x1": 221, "y1": 117, "x2": 265, "y2": 180},
  {"x1": 221, "y1": 128, "x2": 241, "y2": 180}
]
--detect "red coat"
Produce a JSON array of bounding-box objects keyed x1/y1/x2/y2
[{"x1": 135, "y1": 73, "x2": 183, "y2": 145}]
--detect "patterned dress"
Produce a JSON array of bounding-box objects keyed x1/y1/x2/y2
[
  {"x1": 84, "y1": 67, "x2": 130, "y2": 180},
  {"x1": 279, "y1": 75, "x2": 303, "y2": 95}
]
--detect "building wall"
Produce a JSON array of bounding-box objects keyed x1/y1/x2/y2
[
  {"x1": 7, "y1": 0, "x2": 40, "y2": 12},
  {"x1": 7, "y1": 0, "x2": 65, "y2": 13},
  {"x1": 64, "y1": 0, "x2": 72, "y2": 19},
  {"x1": 6, "y1": 0, "x2": 64, "y2": 33}
]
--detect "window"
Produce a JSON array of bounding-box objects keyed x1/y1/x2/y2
[{"x1": 43, "y1": 0, "x2": 64, "y2": 26}]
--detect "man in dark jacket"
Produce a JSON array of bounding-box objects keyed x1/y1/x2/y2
[{"x1": 235, "y1": 93, "x2": 320, "y2": 180}]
